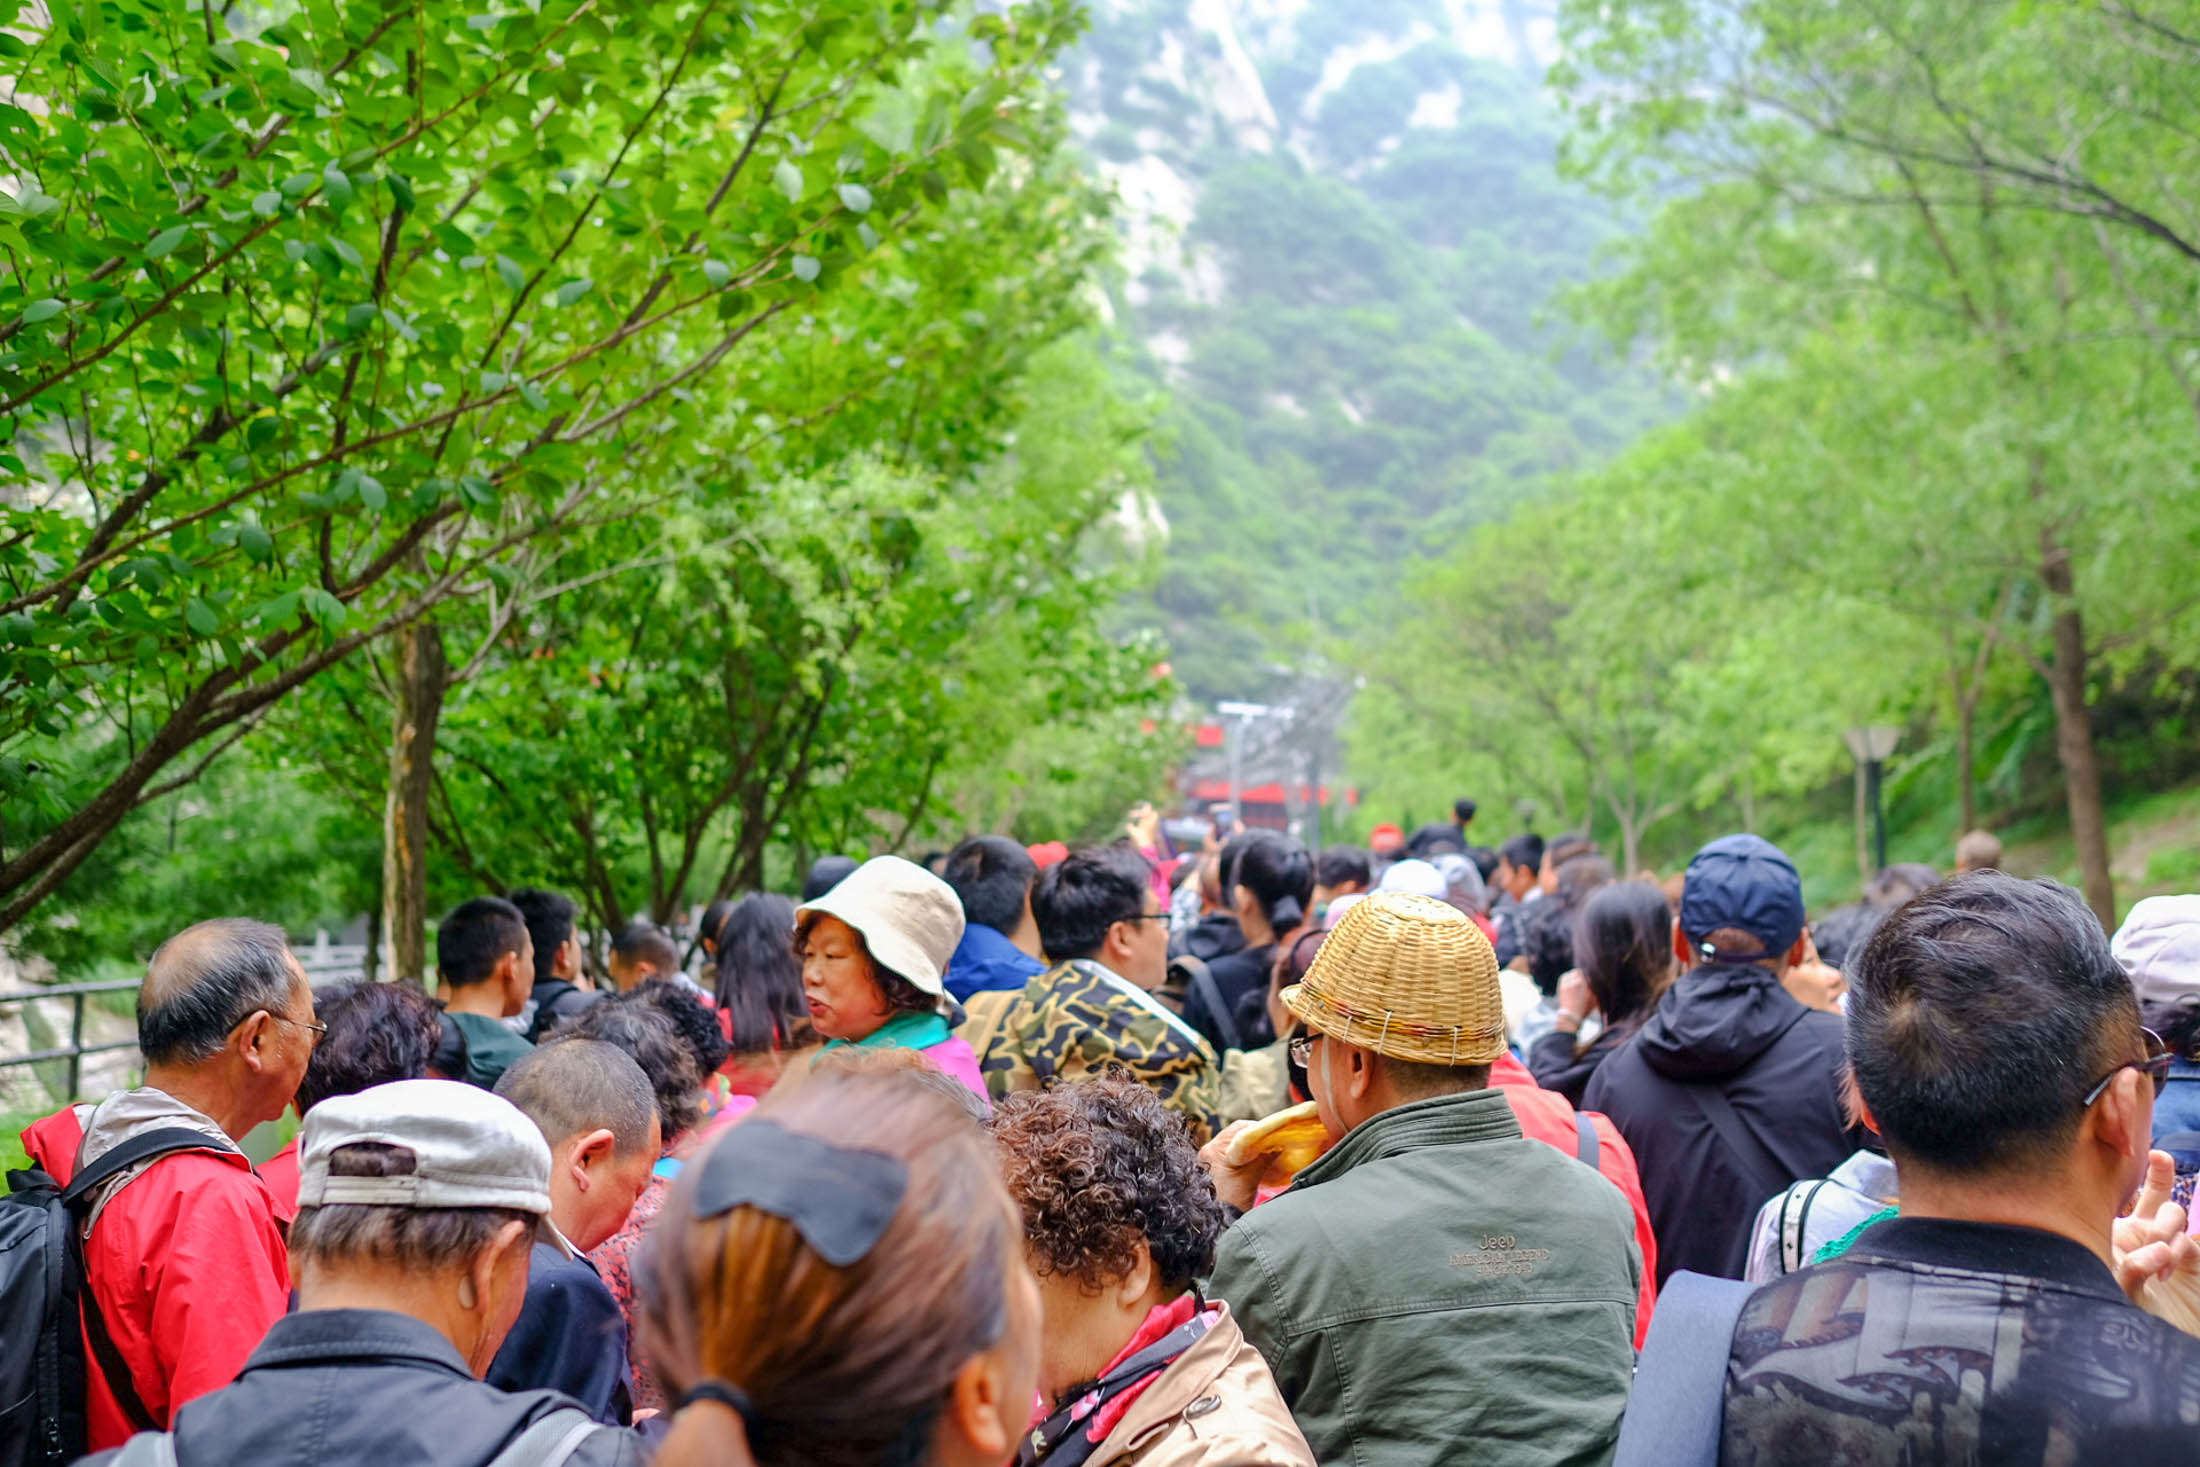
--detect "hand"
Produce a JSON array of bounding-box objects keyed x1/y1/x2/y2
[
  {"x1": 1200, "y1": 1121, "x2": 1272, "y2": 1213},
  {"x1": 1557, "y1": 971, "x2": 1594, "y2": 1021},
  {"x1": 1127, "y1": 802, "x2": 1161, "y2": 847},
  {"x1": 2114, "y1": 1151, "x2": 2200, "y2": 1336}
]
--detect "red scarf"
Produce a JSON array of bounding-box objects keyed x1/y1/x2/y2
[{"x1": 1018, "y1": 1293, "x2": 1216, "y2": 1466}]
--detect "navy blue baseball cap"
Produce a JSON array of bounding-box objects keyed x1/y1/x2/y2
[{"x1": 1679, "y1": 835, "x2": 1806, "y2": 960}]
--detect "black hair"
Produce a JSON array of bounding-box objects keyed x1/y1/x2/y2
[
  {"x1": 942, "y1": 835, "x2": 1039, "y2": 935},
  {"x1": 564, "y1": 992, "x2": 705, "y2": 1144},
  {"x1": 802, "y1": 855, "x2": 860, "y2": 903},
  {"x1": 1499, "y1": 833, "x2": 1545, "y2": 875},
  {"x1": 1544, "y1": 832, "x2": 1595, "y2": 871},
  {"x1": 1573, "y1": 882, "x2": 1673, "y2": 1033},
  {"x1": 138, "y1": 917, "x2": 299, "y2": 1065},
  {"x1": 1866, "y1": 862, "x2": 1944, "y2": 910},
  {"x1": 2146, "y1": 998, "x2": 2200, "y2": 1065},
  {"x1": 437, "y1": 896, "x2": 530, "y2": 988},
  {"x1": 713, "y1": 892, "x2": 812, "y2": 1055},
  {"x1": 634, "y1": 978, "x2": 732, "y2": 1077},
  {"x1": 504, "y1": 888, "x2": 575, "y2": 984},
  {"x1": 1847, "y1": 871, "x2": 2139, "y2": 1176},
  {"x1": 1523, "y1": 899, "x2": 1577, "y2": 994},
  {"x1": 1405, "y1": 822, "x2": 1465, "y2": 859},
  {"x1": 1315, "y1": 846, "x2": 1371, "y2": 892},
  {"x1": 1453, "y1": 797, "x2": 1477, "y2": 825},
  {"x1": 1032, "y1": 845, "x2": 1150, "y2": 964},
  {"x1": 611, "y1": 920, "x2": 681, "y2": 979},
  {"x1": 696, "y1": 900, "x2": 736, "y2": 956},
  {"x1": 1810, "y1": 902, "x2": 1887, "y2": 971},
  {"x1": 1465, "y1": 845, "x2": 1500, "y2": 884},
  {"x1": 296, "y1": 981, "x2": 445, "y2": 1113},
  {"x1": 1554, "y1": 853, "x2": 1616, "y2": 911},
  {"x1": 497, "y1": 1037, "x2": 659, "y2": 1157},
  {"x1": 1228, "y1": 832, "x2": 1314, "y2": 939}
]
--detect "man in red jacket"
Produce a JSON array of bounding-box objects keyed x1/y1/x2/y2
[{"x1": 70, "y1": 917, "x2": 316, "y2": 1451}]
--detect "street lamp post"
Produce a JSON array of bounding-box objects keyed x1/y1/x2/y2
[
  {"x1": 1843, "y1": 726, "x2": 1902, "y2": 875},
  {"x1": 1217, "y1": 700, "x2": 1276, "y2": 830}
]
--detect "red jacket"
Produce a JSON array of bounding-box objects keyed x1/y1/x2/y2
[
  {"x1": 256, "y1": 1136, "x2": 303, "y2": 1225},
  {"x1": 21, "y1": 1103, "x2": 87, "y2": 1182},
  {"x1": 1490, "y1": 1053, "x2": 1660, "y2": 1345},
  {"x1": 59, "y1": 1098, "x2": 292, "y2": 1452}
]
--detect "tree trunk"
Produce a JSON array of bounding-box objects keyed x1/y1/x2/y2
[
  {"x1": 380, "y1": 622, "x2": 448, "y2": 983},
  {"x1": 2038, "y1": 532, "x2": 2115, "y2": 928},
  {"x1": 1956, "y1": 689, "x2": 1977, "y2": 838}
]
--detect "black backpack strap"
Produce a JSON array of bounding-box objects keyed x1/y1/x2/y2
[
  {"x1": 1177, "y1": 957, "x2": 1242, "y2": 1053},
  {"x1": 64, "y1": 1128, "x2": 231, "y2": 1435}
]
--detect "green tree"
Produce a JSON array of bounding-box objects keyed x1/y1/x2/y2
[{"x1": 0, "y1": 0, "x2": 1090, "y2": 938}]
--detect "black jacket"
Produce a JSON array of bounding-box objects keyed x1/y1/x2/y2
[
  {"x1": 86, "y1": 1308, "x2": 642, "y2": 1467},
  {"x1": 1182, "y1": 942, "x2": 1276, "y2": 1053},
  {"x1": 487, "y1": 1241, "x2": 633, "y2": 1425},
  {"x1": 1526, "y1": 1020, "x2": 1637, "y2": 1107},
  {"x1": 1581, "y1": 964, "x2": 1857, "y2": 1285},
  {"x1": 1169, "y1": 912, "x2": 1246, "y2": 965}
]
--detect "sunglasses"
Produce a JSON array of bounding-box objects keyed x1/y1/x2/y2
[{"x1": 2082, "y1": 1028, "x2": 2173, "y2": 1107}]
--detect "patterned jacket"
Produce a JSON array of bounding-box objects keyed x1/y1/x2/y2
[{"x1": 964, "y1": 958, "x2": 1223, "y2": 1140}]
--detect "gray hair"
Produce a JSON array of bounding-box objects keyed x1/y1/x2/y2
[
  {"x1": 138, "y1": 918, "x2": 299, "y2": 1065},
  {"x1": 290, "y1": 1143, "x2": 538, "y2": 1272},
  {"x1": 495, "y1": 1037, "x2": 658, "y2": 1157}
]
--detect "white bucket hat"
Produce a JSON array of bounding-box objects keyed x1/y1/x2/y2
[{"x1": 796, "y1": 855, "x2": 965, "y2": 1001}]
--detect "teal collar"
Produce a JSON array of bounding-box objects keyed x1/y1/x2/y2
[{"x1": 822, "y1": 1008, "x2": 950, "y2": 1053}]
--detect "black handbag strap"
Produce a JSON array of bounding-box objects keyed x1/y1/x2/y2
[
  {"x1": 1692, "y1": 1064, "x2": 1802, "y2": 1209},
  {"x1": 65, "y1": 1128, "x2": 230, "y2": 1433},
  {"x1": 1176, "y1": 957, "x2": 1242, "y2": 1053}
]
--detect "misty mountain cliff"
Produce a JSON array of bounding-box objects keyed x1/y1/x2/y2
[{"x1": 1070, "y1": 0, "x2": 1661, "y2": 702}]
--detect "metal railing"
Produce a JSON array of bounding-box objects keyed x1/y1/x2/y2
[{"x1": 0, "y1": 978, "x2": 143, "y2": 1103}]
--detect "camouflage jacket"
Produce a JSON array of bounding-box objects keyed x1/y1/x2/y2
[{"x1": 964, "y1": 958, "x2": 1223, "y2": 1140}]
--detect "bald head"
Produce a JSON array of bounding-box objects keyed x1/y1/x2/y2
[{"x1": 139, "y1": 918, "x2": 303, "y2": 1066}]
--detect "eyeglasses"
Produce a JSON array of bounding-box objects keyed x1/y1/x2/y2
[
  {"x1": 1288, "y1": 1034, "x2": 1317, "y2": 1069},
  {"x1": 1119, "y1": 912, "x2": 1170, "y2": 925},
  {"x1": 2082, "y1": 1028, "x2": 2173, "y2": 1107},
  {"x1": 272, "y1": 1013, "x2": 328, "y2": 1045}
]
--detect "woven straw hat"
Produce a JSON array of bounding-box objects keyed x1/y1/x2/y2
[{"x1": 1282, "y1": 890, "x2": 1506, "y2": 1066}]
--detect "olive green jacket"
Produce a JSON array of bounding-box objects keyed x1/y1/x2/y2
[{"x1": 1209, "y1": 1088, "x2": 1640, "y2": 1467}]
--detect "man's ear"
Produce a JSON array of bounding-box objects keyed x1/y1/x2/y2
[
  {"x1": 1348, "y1": 1044, "x2": 1377, "y2": 1101},
  {"x1": 570, "y1": 1128, "x2": 617, "y2": 1186},
  {"x1": 1114, "y1": 1242, "x2": 1157, "y2": 1310},
  {"x1": 2091, "y1": 1067, "x2": 2153, "y2": 1164},
  {"x1": 1673, "y1": 923, "x2": 1696, "y2": 968},
  {"x1": 1783, "y1": 934, "x2": 1811, "y2": 969},
  {"x1": 235, "y1": 1009, "x2": 277, "y2": 1070}
]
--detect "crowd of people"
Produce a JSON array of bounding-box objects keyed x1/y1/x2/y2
[{"x1": 12, "y1": 804, "x2": 2200, "y2": 1467}]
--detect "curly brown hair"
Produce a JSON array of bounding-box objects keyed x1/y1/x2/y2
[{"x1": 990, "y1": 1072, "x2": 1228, "y2": 1293}]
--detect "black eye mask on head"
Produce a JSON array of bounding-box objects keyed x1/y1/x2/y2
[{"x1": 690, "y1": 1117, "x2": 909, "y2": 1266}]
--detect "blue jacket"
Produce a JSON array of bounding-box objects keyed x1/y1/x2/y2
[
  {"x1": 944, "y1": 923, "x2": 1044, "y2": 1003},
  {"x1": 486, "y1": 1239, "x2": 632, "y2": 1425}
]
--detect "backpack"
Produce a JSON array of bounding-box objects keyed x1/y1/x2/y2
[
  {"x1": 523, "y1": 981, "x2": 600, "y2": 1043},
  {"x1": 101, "y1": 1405, "x2": 609, "y2": 1467},
  {"x1": 0, "y1": 1127, "x2": 225, "y2": 1467}
]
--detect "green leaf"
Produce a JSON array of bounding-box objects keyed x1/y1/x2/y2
[
  {"x1": 345, "y1": 302, "x2": 378, "y2": 332},
  {"x1": 495, "y1": 254, "x2": 525, "y2": 291},
  {"x1": 837, "y1": 182, "x2": 873, "y2": 213},
  {"x1": 519, "y1": 379, "x2": 549, "y2": 411},
  {"x1": 774, "y1": 158, "x2": 805, "y2": 202},
  {"x1": 236, "y1": 524, "x2": 274, "y2": 562},
  {"x1": 252, "y1": 190, "x2": 281, "y2": 217},
  {"x1": 356, "y1": 474, "x2": 387, "y2": 512},
  {"x1": 244, "y1": 413, "x2": 281, "y2": 450},
  {"x1": 19, "y1": 298, "x2": 64, "y2": 324},
  {"x1": 791, "y1": 255, "x2": 821, "y2": 283},
  {"x1": 184, "y1": 597, "x2": 218, "y2": 636},
  {"x1": 321, "y1": 164, "x2": 353, "y2": 208},
  {"x1": 386, "y1": 173, "x2": 415, "y2": 212},
  {"x1": 552, "y1": 277, "x2": 593, "y2": 307},
  {"x1": 702, "y1": 259, "x2": 731, "y2": 288},
  {"x1": 145, "y1": 226, "x2": 189, "y2": 259}
]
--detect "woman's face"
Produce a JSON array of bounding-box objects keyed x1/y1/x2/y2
[{"x1": 801, "y1": 914, "x2": 893, "y2": 1042}]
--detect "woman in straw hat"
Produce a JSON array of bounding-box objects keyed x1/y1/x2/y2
[
  {"x1": 793, "y1": 855, "x2": 987, "y2": 1101},
  {"x1": 1198, "y1": 891, "x2": 1641, "y2": 1467}
]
